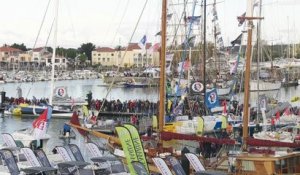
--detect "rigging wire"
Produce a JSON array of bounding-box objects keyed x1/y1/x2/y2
[
  {"x1": 99, "y1": 0, "x2": 149, "y2": 113},
  {"x1": 110, "y1": 0, "x2": 130, "y2": 46},
  {"x1": 32, "y1": 0, "x2": 52, "y2": 50}
]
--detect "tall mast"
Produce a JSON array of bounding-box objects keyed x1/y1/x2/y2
[
  {"x1": 49, "y1": 0, "x2": 59, "y2": 106},
  {"x1": 203, "y1": 0, "x2": 207, "y2": 97},
  {"x1": 256, "y1": 0, "x2": 262, "y2": 120},
  {"x1": 242, "y1": 0, "x2": 254, "y2": 151},
  {"x1": 159, "y1": 0, "x2": 167, "y2": 132}
]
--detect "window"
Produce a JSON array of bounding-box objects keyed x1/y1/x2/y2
[
  {"x1": 98, "y1": 58, "x2": 101, "y2": 61},
  {"x1": 111, "y1": 53, "x2": 114, "y2": 56},
  {"x1": 55, "y1": 59, "x2": 59, "y2": 63},
  {"x1": 107, "y1": 58, "x2": 110, "y2": 62},
  {"x1": 98, "y1": 54, "x2": 101, "y2": 56},
  {"x1": 34, "y1": 57, "x2": 39, "y2": 61},
  {"x1": 102, "y1": 58, "x2": 105, "y2": 62},
  {"x1": 93, "y1": 54, "x2": 96, "y2": 56}
]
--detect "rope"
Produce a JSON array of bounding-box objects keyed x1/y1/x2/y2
[
  {"x1": 98, "y1": 0, "x2": 149, "y2": 113},
  {"x1": 32, "y1": 0, "x2": 52, "y2": 50}
]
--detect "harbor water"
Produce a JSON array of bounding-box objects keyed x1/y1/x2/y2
[{"x1": 0, "y1": 79, "x2": 299, "y2": 152}]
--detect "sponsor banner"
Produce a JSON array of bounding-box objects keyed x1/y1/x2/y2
[
  {"x1": 190, "y1": 81, "x2": 204, "y2": 94},
  {"x1": 55, "y1": 86, "x2": 67, "y2": 98},
  {"x1": 132, "y1": 161, "x2": 149, "y2": 175},
  {"x1": 166, "y1": 156, "x2": 186, "y2": 175},
  {"x1": 205, "y1": 88, "x2": 220, "y2": 109},
  {"x1": 152, "y1": 157, "x2": 173, "y2": 175},
  {"x1": 185, "y1": 153, "x2": 205, "y2": 172},
  {"x1": 86, "y1": 142, "x2": 103, "y2": 157},
  {"x1": 124, "y1": 124, "x2": 149, "y2": 173},
  {"x1": 116, "y1": 126, "x2": 138, "y2": 175},
  {"x1": 55, "y1": 146, "x2": 72, "y2": 161},
  {"x1": 69, "y1": 144, "x2": 84, "y2": 161},
  {"x1": 1, "y1": 133, "x2": 17, "y2": 147},
  {"x1": 21, "y1": 148, "x2": 41, "y2": 167}
]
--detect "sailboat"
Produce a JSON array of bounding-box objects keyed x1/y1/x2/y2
[
  {"x1": 233, "y1": 0, "x2": 300, "y2": 174},
  {"x1": 9, "y1": 2, "x2": 75, "y2": 119}
]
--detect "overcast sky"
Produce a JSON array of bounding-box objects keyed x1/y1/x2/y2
[{"x1": 0, "y1": 0, "x2": 299, "y2": 48}]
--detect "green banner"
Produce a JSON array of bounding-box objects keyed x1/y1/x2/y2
[
  {"x1": 115, "y1": 126, "x2": 138, "y2": 175},
  {"x1": 124, "y1": 124, "x2": 149, "y2": 173}
]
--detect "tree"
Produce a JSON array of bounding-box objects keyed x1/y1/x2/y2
[
  {"x1": 78, "y1": 42, "x2": 95, "y2": 60},
  {"x1": 66, "y1": 48, "x2": 77, "y2": 59},
  {"x1": 11, "y1": 43, "x2": 27, "y2": 51},
  {"x1": 78, "y1": 53, "x2": 87, "y2": 63}
]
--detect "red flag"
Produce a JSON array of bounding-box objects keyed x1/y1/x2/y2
[
  {"x1": 70, "y1": 112, "x2": 87, "y2": 136},
  {"x1": 275, "y1": 111, "x2": 280, "y2": 120},
  {"x1": 183, "y1": 59, "x2": 190, "y2": 71},
  {"x1": 222, "y1": 100, "x2": 227, "y2": 114},
  {"x1": 283, "y1": 108, "x2": 291, "y2": 116},
  {"x1": 32, "y1": 108, "x2": 48, "y2": 129}
]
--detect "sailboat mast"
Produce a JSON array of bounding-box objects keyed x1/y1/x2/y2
[
  {"x1": 49, "y1": 0, "x2": 59, "y2": 106},
  {"x1": 242, "y1": 0, "x2": 254, "y2": 151},
  {"x1": 159, "y1": 0, "x2": 167, "y2": 132},
  {"x1": 203, "y1": 0, "x2": 207, "y2": 97}
]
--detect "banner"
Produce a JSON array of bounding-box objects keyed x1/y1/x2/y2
[
  {"x1": 86, "y1": 142, "x2": 103, "y2": 157},
  {"x1": 55, "y1": 146, "x2": 72, "y2": 161},
  {"x1": 1, "y1": 133, "x2": 17, "y2": 147},
  {"x1": 132, "y1": 161, "x2": 149, "y2": 175},
  {"x1": 124, "y1": 124, "x2": 149, "y2": 173},
  {"x1": 69, "y1": 144, "x2": 84, "y2": 161},
  {"x1": 21, "y1": 148, "x2": 41, "y2": 167},
  {"x1": 0, "y1": 149, "x2": 20, "y2": 175},
  {"x1": 152, "y1": 157, "x2": 173, "y2": 175},
  {"x1": 190, "y1": 81, "x2": 204, "y2": 94},
  {"x1": 116, "y1": 126, "x2": 138, "y2": 175},
  {"x1": 55, "y1": 86, "x2": 67, "y2": 98},
  {"x1": 185, "y1": 153, "x2": 205, "y2": 172},
  {"x1": 35, "y1": 149, "x2": 52, "y2": 167},
  {"x1": 205, "y1": 88, "x2": 219, "y2": 109},
  {"x1": 166, "y1": 156, "x2": 186, "y2": 175}
]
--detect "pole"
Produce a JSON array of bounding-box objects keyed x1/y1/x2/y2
[
  {"x1": 242, "y1": 0, "x2": 254, "y2": 151},
  {"x1": 203, "y1": 0, "x2": 206, "y2": 98},
  {"x1": 49, "y1": 0, "x2": 59, "y2": 106},
  {"x1": 159, "y1": 0, "x2": 167, "y2": 133}
]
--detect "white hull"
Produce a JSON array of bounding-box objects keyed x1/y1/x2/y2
[{"x1": 250, "y1": 80, "x2": 281, "y2": 91}]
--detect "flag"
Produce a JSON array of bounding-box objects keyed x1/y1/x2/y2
[
  {"x1": 231, "y1": 33, "x2": 242, "y2": 47},
  {"x1": 190, "y1": 81, "x2": 204, "y2": 94},
  {"x1": 187, "y1": 35, "x2": 196, "y2": 47},
  {"x1": 222, "y1": 100, "x2": 227, "y2": 114},
  {"x1": 237, "y1": 12, "x2": 246, "y2": 26},
  {"x1": 167, "y1": 13, "x2": 173, "y2": 21},
  {"x1": 32, "y1": 107, "x2": 48, "y2": 139},
  {"x1": 149, "y1": 43, "x2": 161, "y2": 52},
  {"x1": 124, "y1": 124, "x2": 149, "y2": 173},
  {"x1": 70, "y1": 111, "x2": 88, "y2": 136},
  {"x1": 138, "y1": 35, "x2": 147, "y2": 50},
  {"x1": 283, "y1": 108, "x2": 291, "y2": 116},
  {"x1": 115, "y1": 126, "x2": 138, "y2": 175},
  {"x1": 186, "y1": 16, "x2": 201, "y2": 24},
  {"x1": 205, "y1": 88, "x2": 219, "y2": 109},
  {"x1": 183, "y1": 59, "x2": 190, "y2": 71},
  {"x1": 155, "y1": 31, "x2": 161, "y2": 36},
  {"x1": 276, "y1": 111, "x2": 280, "y2": 120},
  {"x1": 166, "y1": 53, "x2": 174, "y2": 62}
]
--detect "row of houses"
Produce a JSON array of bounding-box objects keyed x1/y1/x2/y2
[
  {"x1": 91, "y1": 43, "x2": 160, "y2": 67},
  {"x1": 0, "y1": 45, "x2": 69, "y2": 69},
  {"x1": 0, "y1": 42, "x2": 161, "y2": 69}
]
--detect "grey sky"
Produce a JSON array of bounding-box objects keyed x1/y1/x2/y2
[{"x1": 0, "y1": 0, "x2": 299, "y2": 48}]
